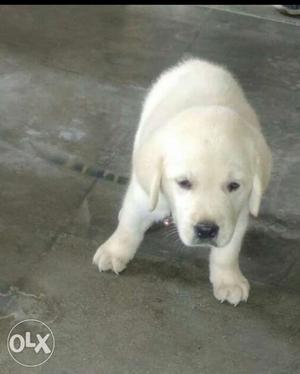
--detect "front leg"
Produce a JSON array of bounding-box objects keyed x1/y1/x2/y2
[
  {"x1": 93, "y1": 176, "x2": 167, "y2": 274},
  {"x1": 209, "y1": 207, "x2": 250, "y2": 306}
]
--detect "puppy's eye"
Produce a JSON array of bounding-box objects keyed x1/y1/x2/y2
[
  {"x1": 227, "y1": 182, "x2": 240, "y2": 192},
  {"x1": 177, "y1": 179, "x2": 192, "y2": 190}
]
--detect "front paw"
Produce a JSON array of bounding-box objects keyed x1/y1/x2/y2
[
  {"x1": 212, "y1": 272, "x2": 250, "y2": 306},
  {"x1": 92, "y1": 240, "x2": 130, "y2": 274}
]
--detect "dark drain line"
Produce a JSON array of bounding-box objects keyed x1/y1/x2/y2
[{"x1": 30, "y1": 142, "x2": 130, "y2": 186}]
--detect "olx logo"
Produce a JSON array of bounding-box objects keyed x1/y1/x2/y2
[{"x1": 7, "y1": 319, "x2": 55, "y2": 367}]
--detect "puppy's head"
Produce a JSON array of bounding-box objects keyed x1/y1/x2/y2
[{"x1": 134, "y1": 106, "x2": 272, "y2": 248}]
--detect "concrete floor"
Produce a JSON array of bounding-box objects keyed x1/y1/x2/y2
[{"x1": 0, "y1": 5, "x2": 299, "y2": 374}]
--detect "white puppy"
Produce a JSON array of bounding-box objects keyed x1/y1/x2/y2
[{"x1": 93, "y1": 58, "x2": 272, "y2": 306}]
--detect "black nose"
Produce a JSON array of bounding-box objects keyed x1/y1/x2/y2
[{"x1": 194, "y1": 222, "x2": 219, "y2": 239}]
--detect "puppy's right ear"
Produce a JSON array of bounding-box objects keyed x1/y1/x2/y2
[
  {"x1": 249, "y1": 129, "x2": 272, "y2": 217},
  {"x1": 133, "y1": 133, "x2": 163, "y2": 211}
]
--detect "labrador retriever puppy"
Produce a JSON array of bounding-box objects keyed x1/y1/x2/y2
[{"x1": 93, "y1": 58, "x2": 272, "y2": 305}]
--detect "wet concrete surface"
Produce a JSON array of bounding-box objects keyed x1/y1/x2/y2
[{"x1": 0, "y1": 5, "x2": 299, "y2": 374}]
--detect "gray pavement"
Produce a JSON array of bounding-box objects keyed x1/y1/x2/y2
[{"x1": 0, "y1": 5, "x2": 299, "y2": 374}]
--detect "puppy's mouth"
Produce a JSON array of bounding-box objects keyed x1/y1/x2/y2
[
  {"x1": 162, "y1": 215, "x2": 233, "y2": 248},
  {"x1": 163, "y1": 216, "x2": 215, "y2": 247},
  {"x1": 191, "y1": 238, "x2": 218, "y2": 248}
]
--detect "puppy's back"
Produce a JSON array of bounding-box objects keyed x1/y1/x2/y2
[{"x1": 136, "y1": 58, "x2": 259, "y2": 148}]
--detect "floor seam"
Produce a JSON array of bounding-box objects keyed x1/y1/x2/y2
[
  {"x1": 201, "y1": 5, "x2": 300, "y2": 27},
  {"x1": 183, "y1": 29, "x2": 201, "y2": 54},
  {"x1": 43, "y1": 178, "x2": 97, "y2": 254}
]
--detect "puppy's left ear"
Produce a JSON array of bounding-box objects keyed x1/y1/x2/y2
[{"x1": 249, "y1": 130, "x2": 272, "y2": 217}]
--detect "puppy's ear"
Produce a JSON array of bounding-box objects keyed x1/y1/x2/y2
[
  {"x1": 133, "y1": 133, "x2": 163, "y2": 211},
  {"x1": 249, "y1": 130, "x2": 272, "y2": 217}
]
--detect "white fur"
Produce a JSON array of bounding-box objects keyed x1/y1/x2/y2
[{"x1": 93, "y1": 58, "x2": 272, "y2": 305}]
